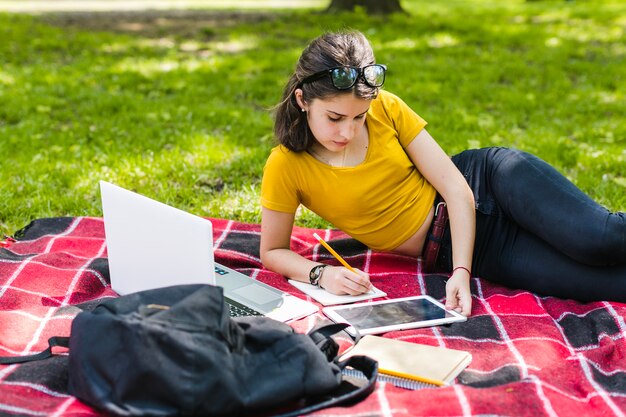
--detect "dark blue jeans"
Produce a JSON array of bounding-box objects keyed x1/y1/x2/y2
[{"x1": 436, "y1": 147, "x2": 626, "y2": 302}]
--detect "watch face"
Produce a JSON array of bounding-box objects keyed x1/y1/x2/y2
[{"x1": 309, "y1": 265, "x2": 323, "y2": 285}]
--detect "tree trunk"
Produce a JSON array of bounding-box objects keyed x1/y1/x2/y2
[{"x1": 326, "y1": 0, "x2": 405, "y2": 15}]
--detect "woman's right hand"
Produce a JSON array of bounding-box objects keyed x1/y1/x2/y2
[{"x1": 318, "y1": 266, "x2": 372, "y2": 295}]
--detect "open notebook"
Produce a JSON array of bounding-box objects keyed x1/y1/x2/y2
[{"x1": 288, "y1": 280, "x2": 387, "y2": 305}]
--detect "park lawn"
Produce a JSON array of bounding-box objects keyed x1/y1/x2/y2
[{"x1": 0, "y1": 0, "x2": 625, "y2": 236}]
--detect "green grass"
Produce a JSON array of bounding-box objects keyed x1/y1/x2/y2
[{"x1": 1, "y1": 0, "x2": 625, "y2": 236}]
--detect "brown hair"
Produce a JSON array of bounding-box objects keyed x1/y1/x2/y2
[{"x1": 273, "y1": 30, "x2": 380, "y2": 152}]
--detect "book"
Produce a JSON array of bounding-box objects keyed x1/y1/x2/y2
[
  {"x1": 288, "y1": 280, "x2": 387, "y2": 306},
  {"x1": 340, "y1": 335, "x2": 472, "y2": 389}
]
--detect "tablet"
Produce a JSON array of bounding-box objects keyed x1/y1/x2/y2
[{"x1": 322, "y1": 295, "x2": 467, "y2": 336}]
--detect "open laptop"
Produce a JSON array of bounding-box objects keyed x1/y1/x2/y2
[{"x1": 99, "y1": 180, "x2": 318, "y2": 322}]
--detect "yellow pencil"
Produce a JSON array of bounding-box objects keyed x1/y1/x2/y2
[
  {"x1": 379, "y1": 368, "x2": 446, "y2": 387},
  {"x1": 313, "y1": 233, "x2": 357, "y2": 273}
]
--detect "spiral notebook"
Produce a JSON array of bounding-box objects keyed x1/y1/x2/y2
[{"x1": 340, "y1": 335, "x2": 472, "y2": 390}]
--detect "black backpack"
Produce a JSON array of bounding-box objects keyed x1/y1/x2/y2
[{"x1": 0, "y1": 284, "x2": 377, "y2": 416}]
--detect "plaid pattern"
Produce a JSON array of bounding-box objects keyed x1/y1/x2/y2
[{"x1": 1, "y1": 216, "x2": 625, "y2": 417}]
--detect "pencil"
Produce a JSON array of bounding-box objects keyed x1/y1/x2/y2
[
  {"x1": 313, "y1": 233, "x2": 357, "y2": 273},
  {"x1": 379, "y1": 368, "x2": 446, "y2": 387}
]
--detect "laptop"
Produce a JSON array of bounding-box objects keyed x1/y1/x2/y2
[{"x1": 99, "y1": 180, "x2": 318, "y2": 322}]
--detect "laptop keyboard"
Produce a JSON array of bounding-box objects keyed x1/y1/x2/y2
[
  {"x1": 225, "y1": 297, "x2": 262, "y2": 317},
  {"x1": 215, "y1": 266, "x2": 263, "y2": 317},
  {"x1": 227, "y1": 302, "x2": 262, "y2": 317}
]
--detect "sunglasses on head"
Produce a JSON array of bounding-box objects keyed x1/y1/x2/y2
[{"x1": 300, "y1": 64, "x2": 387, "y2": 90}]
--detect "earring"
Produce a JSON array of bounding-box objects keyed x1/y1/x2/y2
[{"x1": 301, "y1": 108, "x2": 306, "y2": 112}]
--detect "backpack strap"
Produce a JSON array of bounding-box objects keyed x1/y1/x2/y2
[
  {"x1": 271, "y1": 323, "x2": 377, "y2": 417},
  {"x1": 308, "y1": 322, "x2": 350, "y2": 360},
  {"x1": 0, "y1": 336, "x2": 70, "y2": 365},
  {"x1": 308, "y1": 322, "x2": 363, "y2": 359},
  {"x1": 274, "y1": 354, "x2": 378, "y2": 417}
]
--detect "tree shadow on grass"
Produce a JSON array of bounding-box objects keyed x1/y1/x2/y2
[{"x1": 41, "y1": 9, "x2": 282, "y2": 39}]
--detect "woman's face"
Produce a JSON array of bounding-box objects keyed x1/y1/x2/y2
[{"x1": 297, "y1": 91, "x2": 371, "y2": 153}]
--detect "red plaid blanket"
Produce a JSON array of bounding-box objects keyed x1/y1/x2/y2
[{"x1": 1, "y1": 216, "x2": 625, "y2": 416}]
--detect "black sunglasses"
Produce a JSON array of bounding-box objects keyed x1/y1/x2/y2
[{"x1": 300, "y1": 64, "x2": 387, "y2": 90}]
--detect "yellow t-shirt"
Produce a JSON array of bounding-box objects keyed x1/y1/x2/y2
[{"x1": 261, "y1": 90, "x2": 436, "y2": 251}]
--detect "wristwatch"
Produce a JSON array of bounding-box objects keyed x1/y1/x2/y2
[{"x1": 309, "y1": 264, "x2": 328, "y2": 287}]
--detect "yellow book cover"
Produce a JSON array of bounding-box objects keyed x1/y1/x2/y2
[{"x1": 340, "y1": 335, "x2": 472, "y2": 387}]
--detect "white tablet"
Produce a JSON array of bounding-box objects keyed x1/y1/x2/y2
[{"x1": 322, "y1": 295, "x2": 467, "y2": 336}]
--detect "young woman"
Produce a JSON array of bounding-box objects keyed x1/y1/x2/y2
[{"x1": 260, "y1": 30, "x2": 626, "y2": 317}]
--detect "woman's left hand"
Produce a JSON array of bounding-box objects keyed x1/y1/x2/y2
[{"x1": 444, "y1": 270, "x2": 472, "y2": 317}]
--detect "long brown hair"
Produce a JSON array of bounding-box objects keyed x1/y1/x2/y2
[{"x1": 273, "y1": 30, "x2": 380, "y2": 152}]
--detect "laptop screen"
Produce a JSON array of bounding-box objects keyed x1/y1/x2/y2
[{"x1": 100, "y1": 181, "x2": 216, "y2": 295}]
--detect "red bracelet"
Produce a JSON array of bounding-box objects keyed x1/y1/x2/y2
[{"x1": 451, "y1": 266, "x2": 471, "y2": 276}]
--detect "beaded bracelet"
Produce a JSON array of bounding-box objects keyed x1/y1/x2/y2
[{"x1": 451, "y1": 266, "x2": 471, "y2": 276}]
